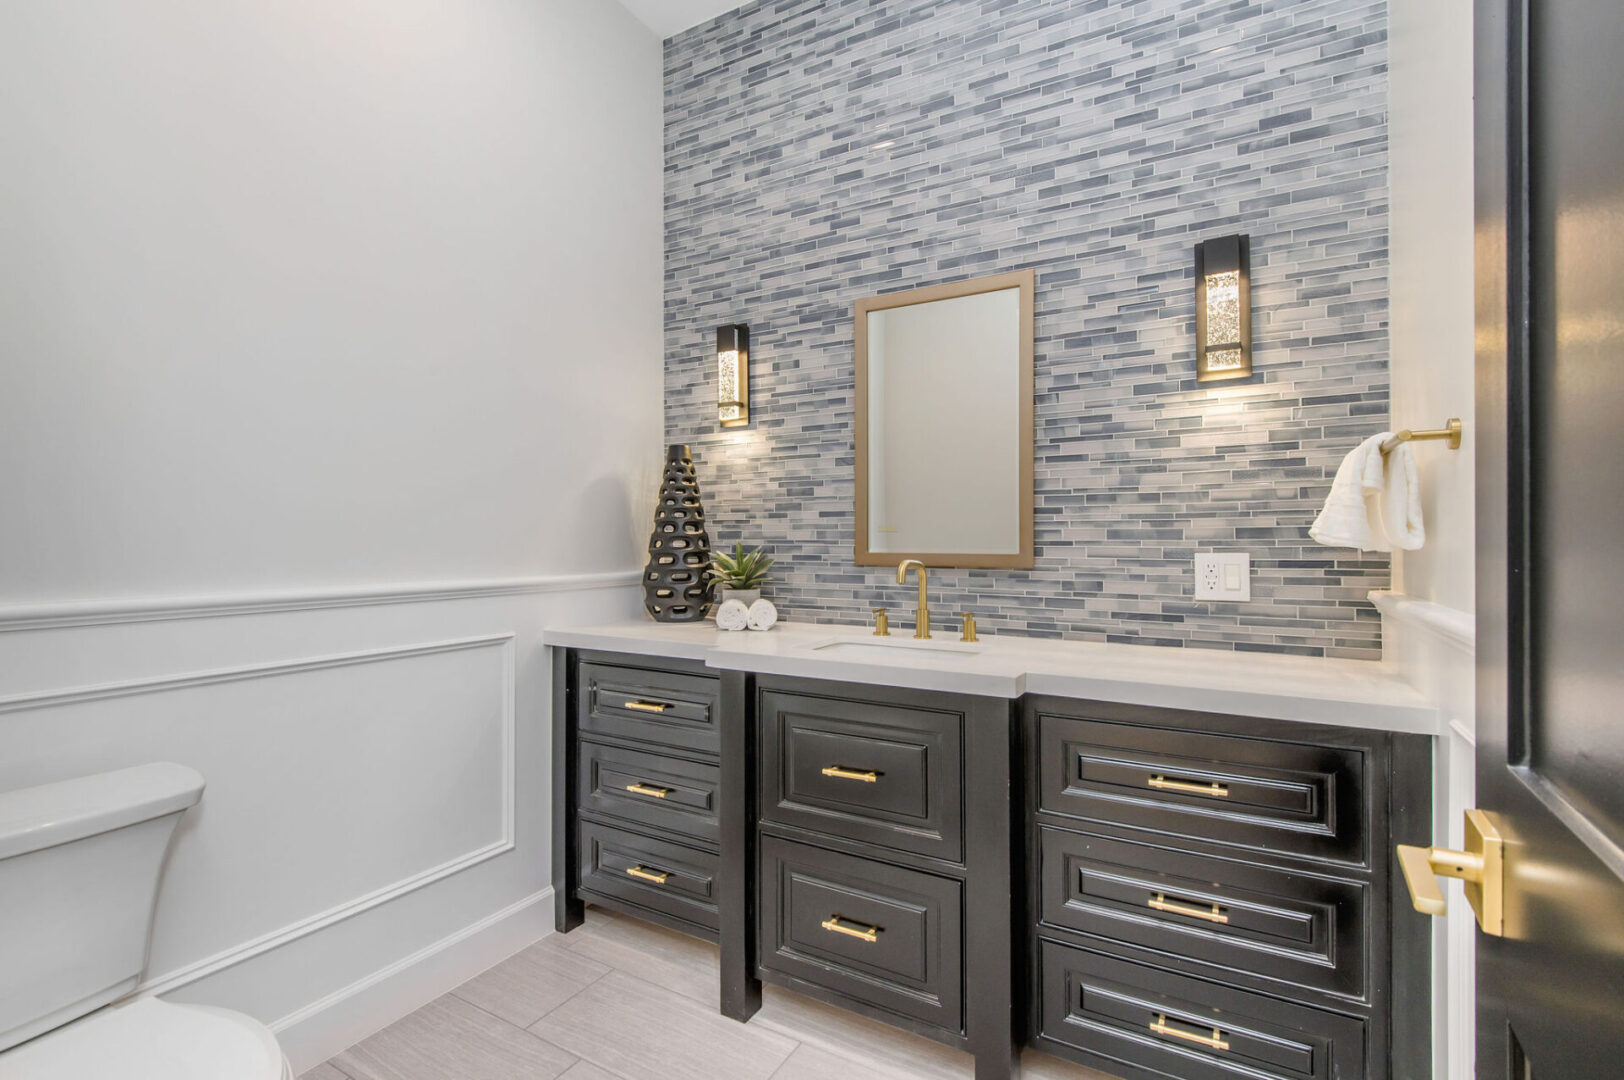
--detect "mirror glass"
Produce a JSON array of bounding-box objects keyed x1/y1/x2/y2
[{"x1": 855, "y1": 270, "x2": 1033, "y2": 568}]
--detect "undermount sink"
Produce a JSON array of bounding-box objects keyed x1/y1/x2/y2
[{"x1": 810, "y1": 637, "x2": 984, "y2": 659}]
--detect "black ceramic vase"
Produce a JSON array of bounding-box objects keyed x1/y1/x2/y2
[{"x1": 642, "y1": 444, "x2": 712, "y2": 621}]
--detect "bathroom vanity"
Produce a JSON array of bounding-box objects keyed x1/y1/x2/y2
[{"x1": 546, "y1": 622, "x2": 1436, "y2": 1080}]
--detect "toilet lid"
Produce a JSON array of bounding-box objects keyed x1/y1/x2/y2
[{"x1": 0, "y1": 997, "x2": 285, "y2": 1080}]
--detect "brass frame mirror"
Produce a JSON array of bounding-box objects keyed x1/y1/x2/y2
[{"x1": 854, "y1": 268, "x2": 1034, "y2": 569}]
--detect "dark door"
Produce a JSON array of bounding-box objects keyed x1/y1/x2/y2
[{"x1": 1475, "y1": 0, "x2": 1624, "y2": 1076}]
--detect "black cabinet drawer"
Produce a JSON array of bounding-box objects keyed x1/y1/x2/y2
[
  {"x1": 1038, "y1": 828, "x2": 1368, "y2": 1000},
  {"x1": 579, "y1": 662, "x2": 719, "y2": 756},
  {"x1": 577, "y1": 742, "x2": 720, "y2": 847},
  {"x1": 758, "y1": 836, "x2": 963, "y2": 1032},
  {"x1": 1037, "y1": 940, "x2": 1366, "y2": 1080},
  {"x1": 759, "y1": 689, "x2": 963, "y2": 861},
  {"x1": 1037, "y1": 713, "x2": 1368, "y2": 867},
  {"x1": 577, "y1": 820, "x2": 719, "y2": 935}
]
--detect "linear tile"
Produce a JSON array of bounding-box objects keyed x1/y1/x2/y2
[
  {"x1": 300, "y1": 1066, "x2": 353, "y2": 1080},
  {"x1": 557, "y1": 906, "x2": 720, "y2": 1008},
  {"x1": 333, "y1": 993, "x2": 576, "y2": 1080},
  {"x1": 530, "y1": 970, "x2": 796, "y2": 1080},
  {"x1": 452, "y1": 935, "x2": 611, "y2": 1028}
]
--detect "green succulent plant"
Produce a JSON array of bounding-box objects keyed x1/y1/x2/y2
[{"x1": 709, "y1": 542, "x2": 774, "y2": 590}]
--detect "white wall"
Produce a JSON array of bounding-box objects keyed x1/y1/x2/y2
[
  {"x1": 0, "y1": 0, "x2": 662, "y2": 1070},
  {"x1": 1386, "y1": 4, "x2": 1477, "y2": 1079}
]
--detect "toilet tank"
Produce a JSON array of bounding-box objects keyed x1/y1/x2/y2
[{"x1": 0, "y1": 763, "x2": 204, "y2": 1052}]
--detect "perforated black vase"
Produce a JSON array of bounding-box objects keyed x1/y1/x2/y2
[{"x1": 642, "y1": 444, "x2": 712, "y2": 621}]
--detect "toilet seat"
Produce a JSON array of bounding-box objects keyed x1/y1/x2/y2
[{"x1": 0, "y1": 996, "x2": 289, "y2": 1080}]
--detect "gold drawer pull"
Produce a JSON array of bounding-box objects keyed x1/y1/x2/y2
[
  {"x1": 625, "y1": 865, "x2": 669, "y2": 885},
  {"x1": 820, "y1": 915, "x2": 881, "y2": 942},
  {"x1": 821, "y1": 766, "x2": 880, "y2": 783},
  {"x1": 625, "y1": 783, "x2": 672, "y2": 799},
  {"x1": 1148, "y1": 774, "x2": 1229, "y2": 798},
  {"x1": 1148, "y1": 892, "x2": 1229, "y2": 924},
  {"x1": 1150, "y1": 1014, "x2": 1229, "y2": 1052},
  {"x1": 623, "y1": 700, "x2": 670, "y2": 713}
]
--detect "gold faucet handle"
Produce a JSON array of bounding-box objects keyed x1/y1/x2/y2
[
  {"x1": 871, "y1": 608, "x2": 890, "y2": 637},
  {"x1": 960, "y1": 612, "x2": 978, "y2": 643}
]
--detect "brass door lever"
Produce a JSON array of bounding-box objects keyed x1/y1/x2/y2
[{"x1": 1397, "y1": 808, "x2": 1504, "y2": 936}]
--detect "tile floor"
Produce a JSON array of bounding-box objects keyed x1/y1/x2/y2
[{"x1": 306, "y1": 906, "x2": 1117, "y2": 1080}]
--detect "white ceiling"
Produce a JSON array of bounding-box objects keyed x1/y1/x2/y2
[{"x1": 617, "y1": 0, "x2": 744, "y2": 39}]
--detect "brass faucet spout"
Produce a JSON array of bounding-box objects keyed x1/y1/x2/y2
[{"x1": 896, "y1": 559, "x2": 930, "y2": 639}]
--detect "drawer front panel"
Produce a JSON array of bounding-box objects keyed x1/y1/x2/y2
[
  {"x1": 758, "y1": 836, "x2": 963, "y2": 1031},
  {"x1": 1039, "y1": 828, "x2": 1367, "y2": 999},
  {"x1": 579, "y1": 662, "x2": 719, "y2": 756},
  {"x1": 578, "y1": 820, "x2": 719, "y2": 933},
  {"x1": 759, "y1": 690, "x2": 963, "y2": 860},
  {"x1": 577, "y1": 742, "x2": 720, "y2": 846},
  {"x1": 1037, "y1": 713, "x2": 1368, "y2": 866},
  {"x1": 1038, "y1": 941, "x2": 1366, "y2": 1080}
]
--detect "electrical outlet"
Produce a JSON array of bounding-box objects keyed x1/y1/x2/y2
[{"x1": 1195, "y1": 553, "x2": 1251, "y2": 601}]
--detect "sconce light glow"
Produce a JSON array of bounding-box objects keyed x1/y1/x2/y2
[
  {"x1": 717, "y1": 323, "x2": 749, "y2": 428},
  {"x1": 1194, "y1": 234, "x2": 1252, "y2": 382}
]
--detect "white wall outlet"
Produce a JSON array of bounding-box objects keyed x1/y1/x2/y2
[{"x1": 1195, "y1": 552, "x2": 1251, "y2": 601}]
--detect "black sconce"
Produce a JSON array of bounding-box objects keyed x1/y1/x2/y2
[
  {"x1": 1194, "y1": 234, "x2": 1251, "y2": 382},
  {"x1": 717, "y1": 323, "x2": 749, "y2": 428}
]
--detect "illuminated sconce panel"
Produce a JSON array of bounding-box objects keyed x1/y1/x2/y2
[
  {"x1": 717, "y1": 323, "x2": 749, "y2": 428},
  {"x1": 1194, "y1": 234, "x2": 1252, "y2": 382}
]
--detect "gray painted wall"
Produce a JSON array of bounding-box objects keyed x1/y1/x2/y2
[{"x1": 663, "y1": 0, "x2": 1391, "y2": 659}]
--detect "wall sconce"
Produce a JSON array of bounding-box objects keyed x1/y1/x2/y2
[
  {"x1": 717, "y1": 323, "x2": 749, "y2": 428},
  {"x1": 1194, "y1": 234, "x2": 1251, "y2": 382}
]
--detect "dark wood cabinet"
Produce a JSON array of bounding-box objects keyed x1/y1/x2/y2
[{"x1": 552, "y1": 648, "x2": 1431, "y2": 1080}]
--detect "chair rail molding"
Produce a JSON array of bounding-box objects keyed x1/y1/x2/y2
[
  {"x1": 0, "y1": 570, "x2": 642, "y2": 633},
  {"x1": 1369, "y1": 590, "x2": 1475, "y2": 655}
]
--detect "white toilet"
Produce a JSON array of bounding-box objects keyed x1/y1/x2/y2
[{"x1": 0, "y1": 763, "x2": 291, "y2": 1079}]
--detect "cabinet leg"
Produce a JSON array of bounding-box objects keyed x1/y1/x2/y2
[
  {"x1": 972, "y1": 1045, "x2": 1020, "y2": 1080},
  {"x1": 719, "y1": 966, "x2": 761, "y2": 1022},
  {"x1": 555, "y1": 891, "x2": 584, "y2": 933}
]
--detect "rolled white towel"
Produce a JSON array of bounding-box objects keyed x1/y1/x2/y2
[
  {"x1": 746, "y1": 598, "x2": 778, "y2": 631},
  {"x1": 715, "y1": 598, "x2": 750, "y2": 631}
]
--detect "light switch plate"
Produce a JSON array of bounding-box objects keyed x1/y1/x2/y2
[{"x1": 1195, "y1": 552, "x2": 1251, "y2": 601}]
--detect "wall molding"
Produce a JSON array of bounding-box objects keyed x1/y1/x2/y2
[
  {"x1": 2, "y1": 634, "x2": 519, "y2": 1002},
  {"x1": 0, "y1": 570, "x2": 641, "y2": 633},
  {"x1": 1369, "y1": 590, "x2": 1475, "y2": 654}
]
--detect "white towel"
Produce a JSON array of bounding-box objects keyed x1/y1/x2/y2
[
  {"x1": 715, "y1": 598, "x2": 749, "y2": 631},
  {"x1": 1309, "y1": 433, "x2": 1425, "y2": 551},
  {"x1": 745, "y1": 598, "x2": 778, "y2": 631}
]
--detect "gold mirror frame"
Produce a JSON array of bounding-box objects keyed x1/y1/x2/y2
[{"x1": 853, "y1": 268, "x2": 1035, "y2": 569}]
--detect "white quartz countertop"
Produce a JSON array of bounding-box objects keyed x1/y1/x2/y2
[{"x1": 542, "y1": 620, "x2": 1439, "y2": 736}]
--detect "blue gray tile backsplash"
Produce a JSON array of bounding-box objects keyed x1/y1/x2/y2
[{"x1": 663, "y1": 0, "x2": 1391, "y2": 660}]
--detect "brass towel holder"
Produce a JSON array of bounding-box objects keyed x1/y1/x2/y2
[{"x1": 1381, "y1": 418, "x2": 1463, "y2": 455}]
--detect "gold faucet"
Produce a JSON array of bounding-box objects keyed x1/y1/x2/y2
[{"x1": 896, "y1": 559, "x2": 930, "y2": 639}]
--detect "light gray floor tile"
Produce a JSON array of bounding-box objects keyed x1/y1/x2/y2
[
  {"x1": 333, "y1": 993, "x2": 577, "y2": 1080},
  {"x1": 529, "y1": 969, "x2": 796, "y2": 1080},
  {"x1": 752, "y1": 984, "x2": 974, "y2": 1079},
  {"x1": 557, "y1": 1061, "x2": 632, "y2": 1080},
  {"x1": 556, "y1": 906, "x2": 720, "y2": 1007},
  {"x1": 767, "y1": 1042, "x2": 923, "y2": 1080},
  {"x1": 300, "y1": 1066, "x2": 353, "y2": 1080},
  {"x1": 451, "y1": 934, "x2": 611, "y2": 1027},
  {"x1": 1020, "y1": 1048, "x2": 1121, "y2": 1080}
]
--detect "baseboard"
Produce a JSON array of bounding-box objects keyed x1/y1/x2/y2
[{"x1": 267, "y1": 887, "x2": 553, "y2": 1074}]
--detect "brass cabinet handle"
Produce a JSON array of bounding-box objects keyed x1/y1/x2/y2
[
  {"x1": 821, "y1": 915, "x2": 880, "y2": 942},
  {"x1": 623, "y1": 700, "x2": 670, "y2": 713},
  {"x1": 625, "y1": 783, "x2": 672, "y2": 799},
  {"x1": 1148, "y1": 892, "x2": 1229, "y2": 924},
  {"x1": 821, "y1": 766, "x2": 880, "y2": 783},
  {"x1": 1149, "y1": 1014, "x2": 1229, "y2": 1052},
  {"x1": 625, "y1": 865, "x2": 669, "y2": 885},
  {"x1": 1147, "y1": 774, "x2": 1229, "y2": 798}
]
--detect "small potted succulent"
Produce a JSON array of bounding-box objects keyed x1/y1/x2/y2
[{"x1": 708, "y1": 542, "x2": 774, "y2": 617}]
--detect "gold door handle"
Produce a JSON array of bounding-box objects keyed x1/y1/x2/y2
[
  {"x1": 821, "y1": 915, "x2": 880, "y2": 942},
  {"x1": 1148, "y1": 774, "x2": 1230, "y2": 798},
  {"x1": 625, "y1": 865, "x2": 669, "y2": 885},
  {"x1": 625, "y1": 783, "x2": 672, "y2": 799},
  {"x1": 623, "y1": 700, "x2": 670, "y2": 713},
  {"x1": 1150, "y1": 1014, "x2": 1229, "y2": 1051},
  {"x1": 821, "y1": 766, "x2": 880, "y2": 783},
  {"x1": 1148, "y1": 892, "x2": 1229, "y2": 924},
  {"x1": 1397, "y1": 808, "x2": 1504, "y2": 936}
]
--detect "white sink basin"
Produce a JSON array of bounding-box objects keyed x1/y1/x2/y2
[{"x1": 810, "y1": 637, "x2": 984, "y2": 659}]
